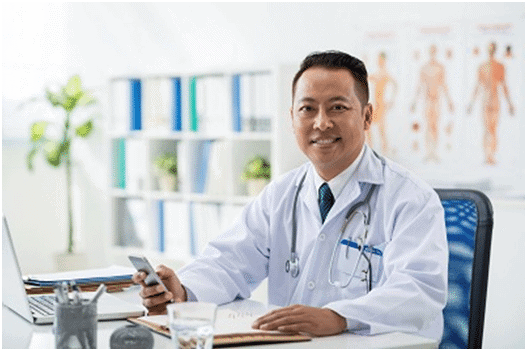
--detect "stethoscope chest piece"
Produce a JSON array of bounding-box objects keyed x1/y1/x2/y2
[{"x1": 285, "y1": 252, "x2": 300, "y2": 278}]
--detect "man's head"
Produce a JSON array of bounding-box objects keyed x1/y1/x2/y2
[
  {"x1": 292, "y1": 51, "x2": 369, "y2": 107},
  {"x1": 290, "y1": 51, "x2": 373, "y2": 181}
]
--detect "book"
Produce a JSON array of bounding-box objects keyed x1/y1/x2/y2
[
  {"x1": 125, "y1": 138, "x2": 146, "y2": 192},
  {"x1": 127, "y1": 306, "x2": 312, "y2": 347},
  {"x1": 110, "y1": 79, "x2": 131, "y2": 133},
  {"x1": 189, "y1": 77, "x2": 198, "y2": 132},
  {"x1": 114, "y1": 138, "x2": 126, "y2": 189},
  {"x1": 142, "y1": 77, "x2": 172, "y2": 132},
  {"x1": 25, "y1": 280, "x2": 134, "y2": 295},
  {"x1": 116, "y1": 198, "x2": 150, "y2": 249},
  {"x1": 130, "y1": 79, "x2": 142, "y2": 131},
  {"x1": 231, "y1": 75, "x2": 242, "y2": 132},
  {"x1": 24, "y1": 265, "x2": 136, "y2": 287},
  {"x1": 164, "y1": 201, "x2": 191, "y2": 258}
]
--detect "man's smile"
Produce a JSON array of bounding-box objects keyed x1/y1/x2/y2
[{"x1": 311, "y1": 136, "x2": 342, "y2": 145}]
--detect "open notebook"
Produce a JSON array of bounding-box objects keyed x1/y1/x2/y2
[{"x1": 128, "y1": 304, "x2": 312, "y2": 347}]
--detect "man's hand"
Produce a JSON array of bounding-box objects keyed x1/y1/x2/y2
[
  {"x1": 251, "y1": 304, "x2": 347, "y2": 337},
  {"x1": 131, "y1": 264, "x2": 187, "y2": 315}
]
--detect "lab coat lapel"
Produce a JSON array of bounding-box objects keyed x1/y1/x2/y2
[
  {"x1": 323, "y1": 146, "x2": 384, "y2": 224},
  {"x1": 298, "y1": 146, "x2": 384, "y2": 225},
  {"x1": 299, "y1": 166, "x2": 320, "y2": 221}
]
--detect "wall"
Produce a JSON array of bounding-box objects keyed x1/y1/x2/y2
[{"x1": 2, "y1": 2, "x2": 524, "y2": 348}]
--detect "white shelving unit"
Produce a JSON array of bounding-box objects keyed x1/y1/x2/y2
[{"x1": 105, "y1": 65, "x2": 307, "y2": 266}]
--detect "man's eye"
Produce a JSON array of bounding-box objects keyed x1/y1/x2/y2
[
  {"x1": 299, "y1": 106, "x2": 314, "y2": 112},
  {"x1": 332, "y1": 105, "x2": 348, "y2": 111}
]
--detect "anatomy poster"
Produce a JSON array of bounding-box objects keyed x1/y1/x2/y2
[
  {"x1": 360, "y1": 28, "x2": 402, "y2": 160},
  {"x1": 461, "y1": 20, "x2": 524, "y2": 194},
  {"x1": 361, "y1": 19, "x2": 524, "y2": 196}
]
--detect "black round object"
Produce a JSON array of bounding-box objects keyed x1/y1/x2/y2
[{"x1": 110, "y1": 324, "x2": 154, "y2": 349}]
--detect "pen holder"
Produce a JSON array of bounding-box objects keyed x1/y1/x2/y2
[{"x1": 54, "y1": 299, "x2": 97, "y2": 349}]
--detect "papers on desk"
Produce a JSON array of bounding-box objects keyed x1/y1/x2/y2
[
  {"x1": 24, "y1": 265, "x2": 136, "y2": 286},
  {"x1": 128, "y1": 307, "x2": 312, "y2": 347}
]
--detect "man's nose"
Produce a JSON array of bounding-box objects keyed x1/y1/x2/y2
[{"x1": 313, "y1": 110, "x2": 333, "y2": 130}]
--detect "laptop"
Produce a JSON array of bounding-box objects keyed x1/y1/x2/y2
[{"x1": 2, "y1": 215, "x2": 145, "y2": 324}]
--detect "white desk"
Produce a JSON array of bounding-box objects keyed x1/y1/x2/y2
[{"x1": 3, "y1": 286, "x2": 437, "y2": 349}]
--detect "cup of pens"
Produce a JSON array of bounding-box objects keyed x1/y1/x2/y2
[{"x1": 54, "y1": 282, "x2": 106, "y2": 349}]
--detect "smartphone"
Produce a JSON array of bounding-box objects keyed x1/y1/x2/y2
[{"x1": 128, "y1": 255, "x2": 169, "y2": 292}]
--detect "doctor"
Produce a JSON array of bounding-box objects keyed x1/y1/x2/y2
[{"x1": 133, "y1": 51, "x2": 448, "y2": 341}]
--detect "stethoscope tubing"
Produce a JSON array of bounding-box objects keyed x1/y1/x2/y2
[{"x1": 285, "y1": 168, "x2": 377, "y2": 288}]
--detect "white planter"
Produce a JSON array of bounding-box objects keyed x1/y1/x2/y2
[
  {"x1": 55, "y1": 252, "x2": 88, "y2": 272},
  {"x1": 159, "y1": 175, "x2": 178, "y2": 192},
  {"x1": 246, "y1": 179, "x2": 269, "y2": 197}
]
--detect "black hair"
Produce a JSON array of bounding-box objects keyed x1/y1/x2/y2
[{"x1": 292, "y1": 50, "x2": 369, "y2": 106}]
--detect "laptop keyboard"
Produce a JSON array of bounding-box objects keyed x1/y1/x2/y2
[{"x1": 28, "y1": 295, "x2": 56, "y2": 316}]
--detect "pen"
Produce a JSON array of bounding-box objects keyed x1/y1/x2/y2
[
  {"x1": 60, "y1": 281, "x2": 70, "y2": 304},
  {"x1": 89, "y1": 284, "x2": 106, "y2": 305},
  {"x1": 70, "y1": 280, "x2": 82, "y2": 305},
  {"x1": 54, "y1": 284, "x2": 66, "y2": 304}
]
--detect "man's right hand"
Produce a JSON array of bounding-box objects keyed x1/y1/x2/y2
[{"x1": 132, "y1": 264, "x2": 187, "y2": 315}]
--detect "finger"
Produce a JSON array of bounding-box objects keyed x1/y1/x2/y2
[
  {"x1": 142, "y1": 291, "x2": 173, "y2": 309},
  {"x1": 155, "y1": 264, "x2": 175, "y2": 280},
  {"x1": 257, "y1": 313, "x2": 307, "y2": 331},
  {"x1": 253, "y1": 307, "x2": 304, "y2": 327},
  {"x1": 139, "y1": 283, "x2": 169, "y2": 298},
  {"x1": 132, "y1": 271, "x2": 147, "y2": 286},
  {"x1": 277, "y1": 322, "x2": 312, "y2": 334}
]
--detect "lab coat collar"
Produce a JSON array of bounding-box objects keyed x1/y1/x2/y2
[{"x1": 298, "y1": 145, "x2": 385, "y2": 225}]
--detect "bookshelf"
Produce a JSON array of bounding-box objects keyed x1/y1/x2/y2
[{"x1": 106, "y1": 65, "x2": 307, "y2": 265}]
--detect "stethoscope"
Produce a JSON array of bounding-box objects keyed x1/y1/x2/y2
[{"x1": 284, "y1": 170, "x2": 378, "y2": 289}]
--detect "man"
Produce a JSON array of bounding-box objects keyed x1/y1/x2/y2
[
  {"x1": 133, "y1": 51, "x2": 448, "y2": 340},
  {"x1": 467, "y1": 42, "x2": 515, "y2": 165}
]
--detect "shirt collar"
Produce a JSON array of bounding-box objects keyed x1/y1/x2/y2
[{"x1": 313, "y1": 144, "x2": 366, "y2": 199}]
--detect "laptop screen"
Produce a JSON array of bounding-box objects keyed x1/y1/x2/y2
[{"x1": 2, "y1": 215, "x2": 34, "y2": 322}]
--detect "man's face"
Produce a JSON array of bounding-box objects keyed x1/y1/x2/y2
[{"x1": 291, "y1": 67, "x2": 372, "y2": 180}]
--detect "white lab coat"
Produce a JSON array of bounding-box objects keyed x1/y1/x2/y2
[{"x1": 178, "y1": 145, "x2": 448, "y2": 341}]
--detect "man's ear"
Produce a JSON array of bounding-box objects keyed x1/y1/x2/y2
[
  {"x1": 290, "y1": 107, "x2": 294, "y2": 127},
  {"x1": 363, "y1": 103, "x2": 373, "y2": 130}
]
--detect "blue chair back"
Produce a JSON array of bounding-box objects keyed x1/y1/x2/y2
[{"x1": 435, "y1": 189, "x2": 493, "y2": 349}]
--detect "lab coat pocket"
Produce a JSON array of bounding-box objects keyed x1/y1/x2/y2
[{"x1": 336, "y1": 240, "x2": 385, "y2": 284}]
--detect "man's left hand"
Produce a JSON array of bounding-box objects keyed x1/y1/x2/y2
[{"x1": 251, "y1": 304, "x2": 347, "y2": 336}]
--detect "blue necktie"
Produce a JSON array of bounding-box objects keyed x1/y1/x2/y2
[{"x1": 318, "y1": 183, "x2": 335, "y2": 223}]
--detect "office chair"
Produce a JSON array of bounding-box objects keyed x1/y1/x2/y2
[{"x1": 435, "y1": 189, "x2": 493, "y2": 349}]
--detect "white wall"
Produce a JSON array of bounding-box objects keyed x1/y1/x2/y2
[{"x1": 2, "y1": 2, "x2": 524, "y2": 348}]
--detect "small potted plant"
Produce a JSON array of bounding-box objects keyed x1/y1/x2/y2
[
  {"x1": 242, "y1": 156, "x2": 271, "y2": 196},
  {"x1": 154, "y1": 153, "x2": 178, "y2": 191}
]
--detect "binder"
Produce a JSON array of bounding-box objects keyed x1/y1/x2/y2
[
  {"x1": 172, "y1": 77, "x2": 182, "y2": 132},
  {"x1": 232, "y1": 75, "x2": 242, "y2": 132},
  {"x1": 130, "y1": 79, "x2": 142, "y2": 131},
  {"x1": 189, "y1": 77, "x2": 198, "y2": 132}
]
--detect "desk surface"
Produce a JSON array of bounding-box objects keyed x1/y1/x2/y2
[{"x1": 3, "y1": 286, "x2": 437, "y2": 349}]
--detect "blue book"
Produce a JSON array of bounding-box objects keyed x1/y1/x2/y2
[
  {"x1": 232, "y1": 75, "x2": 241, "y2": 132},
  {"x1": 172, "y1": 77, "x2": 182, "y2": 131},
  {"x1": 195, "y1": 141, "x2": 213, "y2": 193},
  {"x1": 130, "y1": 79, "x2": 142, "y2": 131}
]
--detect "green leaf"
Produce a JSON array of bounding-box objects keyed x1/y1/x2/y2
[
  {"x1": 46, "y1": 89, "x2": 64, "y2": 107},
  {"x1": 77, "y1": 92, "x2": 96, "y2": 106},
  {"x1": 62, "y1": 88, "x2": 77, "y2": 111},
  {"x1": 30, "y1": 121, "x2": 48, "y2": 141},
  {"x1": 26, "y1": 146, "x2": 39, "y2": 171},
  {"x1": 75, "y1": 119, "x2": 93, "y2": 137},
  {"x1": 65, "y1": 75, "x2": 82, "y2": 97},
  {"x1": 44, "y1": 141, "x2": 62, "y2": 167}
]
